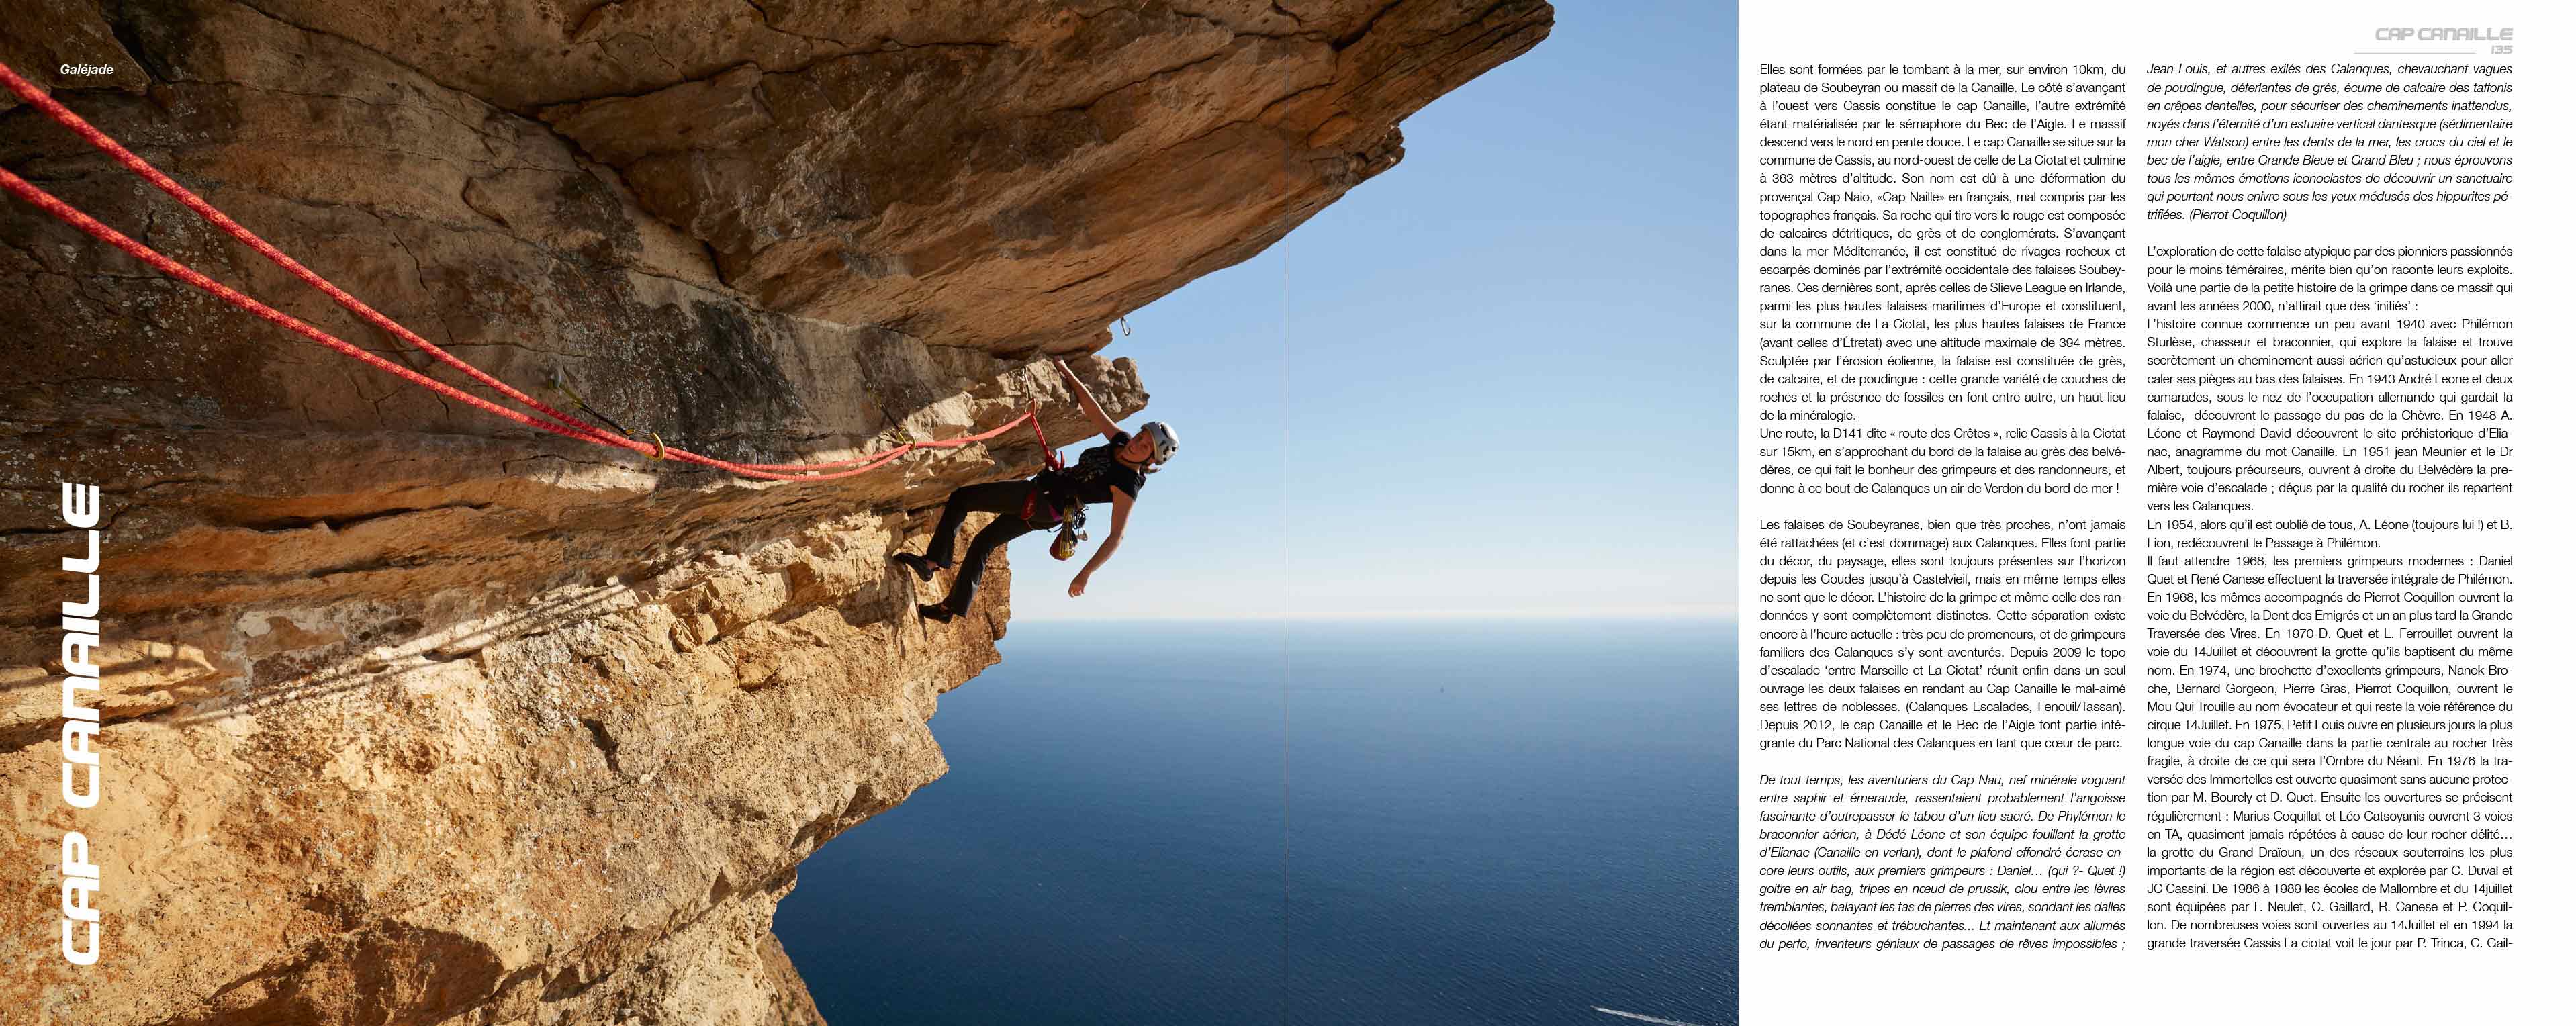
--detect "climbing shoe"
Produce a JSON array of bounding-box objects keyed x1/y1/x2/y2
[
  {"x1": 917, "y1": 602, "x2": 956, "y2": 623},
  {"x1": 894, "y1": 553, "x2": 947, "y2": 581}
]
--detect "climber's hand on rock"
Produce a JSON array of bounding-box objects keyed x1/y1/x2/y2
[{"x1": 1068, "y1": 573, "x2": 1089, "y2": 598}]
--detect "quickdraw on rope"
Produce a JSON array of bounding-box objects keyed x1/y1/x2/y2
[
  {"x1": 546, "y1": 368, "x2": 636, "y2": 438},
  {"x1": 0, "y1": 58, "x2": 1052, "y2": 483}
]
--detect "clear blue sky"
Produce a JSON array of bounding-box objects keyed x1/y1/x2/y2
[{"x1": 1017, "y1": 2, "x2": 1736, "y2": 621}]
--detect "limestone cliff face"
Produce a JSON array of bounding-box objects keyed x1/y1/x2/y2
[{"x1": 0, "y1": 1, "x2": 1547, "y2": 1023}]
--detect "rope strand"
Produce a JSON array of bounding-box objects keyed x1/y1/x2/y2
[{"x1": 0, "y1": 58, "x2": 1044, "y2": 483}]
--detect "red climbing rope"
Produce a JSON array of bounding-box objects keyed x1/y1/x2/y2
[
  {"x1": 0, "y1": 58, "x2": 1049, "y2": 482},
  {"x1": 1029, "y1": 410, "x2": 1064, "y2": 472}
]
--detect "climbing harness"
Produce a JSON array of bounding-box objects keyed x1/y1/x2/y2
[
  {"x1": 0, "y1": 58, "x2": 1052, "y2": 483},
  {"x1": 1015, "y1": 415, "x2": 1086, "y2": 558},
  {"x1": 1031, "y1": 492, "x2": 1088, "y2": 560}
]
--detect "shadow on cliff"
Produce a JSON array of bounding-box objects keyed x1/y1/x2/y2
[
  {"x1": 2, "y1": 479, "x2": 995, "y2": 749},
  {"x1": 153, "y1": 581, "x2": 643, "y2": 730},
  {"x1": 145, "y1": 524, "x2": 964, "y2": 731},
  {"x1": 147, "y1": 920, "x2": 504, "y2": 1026}
]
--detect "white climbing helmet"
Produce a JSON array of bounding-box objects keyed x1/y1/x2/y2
[{"x1": 1138, "y1": 421, "x2": 1178, "y2": 463}]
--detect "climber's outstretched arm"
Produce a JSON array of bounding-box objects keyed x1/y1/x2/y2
[
  {"x1": 1068, "y1": 487, "x2": 1134, "y2": 597},
  {"x1": 1052, "y1": 357, "x2": 1121, "y2": 438}
]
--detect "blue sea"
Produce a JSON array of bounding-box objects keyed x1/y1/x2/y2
[{"x1": 772, "y1": 619, "x2": 1735, "y2": 1025}]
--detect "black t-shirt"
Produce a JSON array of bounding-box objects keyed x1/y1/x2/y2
[{"x1": 1042, "y1": 430, "x2": 1145, "y2": 506}]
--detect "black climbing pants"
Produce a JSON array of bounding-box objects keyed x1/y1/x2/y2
[{"x1": 927, "y1": 479, "x2": 1046, "y2": 612}]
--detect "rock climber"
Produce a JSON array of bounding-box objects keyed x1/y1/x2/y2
[{"x1": 896, "y1": 357, "x2": 1176, "y2": 622}]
